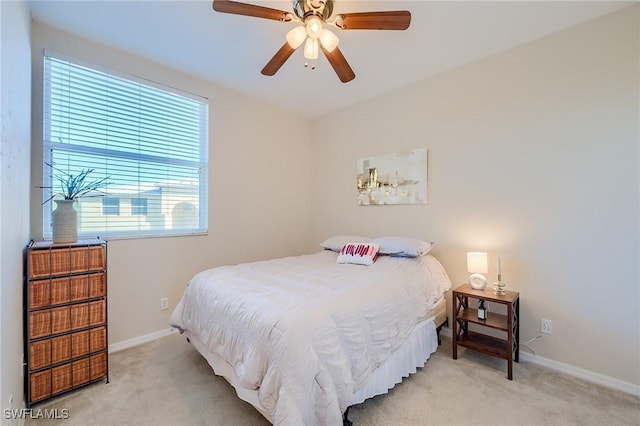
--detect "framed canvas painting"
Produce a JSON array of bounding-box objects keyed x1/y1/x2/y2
[{"x1": 356, "y1": 148, "x2": 427, "y2": 205}]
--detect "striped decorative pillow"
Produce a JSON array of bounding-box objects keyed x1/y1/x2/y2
[{"x1": 337, "y1": 243, "x2": 380, "y2": 266}]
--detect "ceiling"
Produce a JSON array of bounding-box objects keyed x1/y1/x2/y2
[{"x1": 27, "y1": 1, "x2": 632, "y2": 118}]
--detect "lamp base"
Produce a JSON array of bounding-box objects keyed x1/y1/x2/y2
[
  {"x1": 493, "y1": 280, "x2": 506, "y2": 295},
  {"x1": 469, "y1": 273, "x2": 487, "y2": 290}
]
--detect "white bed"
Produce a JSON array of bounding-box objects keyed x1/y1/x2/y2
[{"x1": 170, "y1": 248, "x2": 451, "y2": 425}]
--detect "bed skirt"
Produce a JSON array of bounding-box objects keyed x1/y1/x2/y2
[{"x1": 350, "y1": 316, "x2": 438, "y2": 405}]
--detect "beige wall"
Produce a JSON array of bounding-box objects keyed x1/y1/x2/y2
[
  {"x1": 309, "y1": 6, "x2": 639, "y2": 387},
  {"x1": 30, "y1": 22, "x2": 313, "y2": 346},
  {"x1": 1, "y1": 0, "x2": 32, "y2": 417}
]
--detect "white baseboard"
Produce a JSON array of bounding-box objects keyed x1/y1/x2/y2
[
  {"x1": 108, "y1": 327, "x2": 177, "y2": 353},
  {"x1": 439, "y1": 327, "x2": 639, "y2": 397},
  {"x1": 518, "y1": 352, "x2": 640, "y2": 397}
]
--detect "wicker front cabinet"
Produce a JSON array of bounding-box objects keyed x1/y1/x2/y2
[{"x1": 25, "y1": 239, "x2": 108, "y2": 406}]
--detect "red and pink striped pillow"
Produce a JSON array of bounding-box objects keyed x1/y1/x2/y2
[{"x1": 337, "y1": 243, "x2": 380, "y2": 266}]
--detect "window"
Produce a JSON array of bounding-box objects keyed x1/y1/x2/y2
[
  {"x1": 102, "y1": 198, "x2": 120, "y2": 216},
  {"x1": 131, "y1": 198, "x2": 148, "y2": 216},
  {"x1": 43, "y1": 51, "x2": 208, "y2": 239}
]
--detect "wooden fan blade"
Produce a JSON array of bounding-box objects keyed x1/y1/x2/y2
[
  {"x1": 261, "y1": 43, "x2": 296, "y2": 76},
  {"x1": 321, "y1": 46, "x2": 355, "y2": 83},
  {"x1": 337, "y1": 11, "x2": 411, "y2": 30},
  {"x1": 212, "y1": 0, "x2": 292, "y2": 22}
]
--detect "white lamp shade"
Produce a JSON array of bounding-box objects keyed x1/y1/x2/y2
[
  {"x1": 304, "y1": 38, "x2": 319, "y2": 59},
  {"x1": 467, "y1": 252, "x2": 488, "y2": 273},
  {"x1": 319, "y1": 29, "x2": 339, "y2": 52},
  {"x1": 286, "y1": 26, "x2": 307, "y2": 49}
]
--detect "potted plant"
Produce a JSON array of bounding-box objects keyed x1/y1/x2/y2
[{"x1": 41, "y1": 162, "x2": 109, "y2": 243}]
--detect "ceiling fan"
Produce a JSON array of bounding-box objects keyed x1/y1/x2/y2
[{"x1": 212, "y1": 0, "x2": 411, "y2": 83}]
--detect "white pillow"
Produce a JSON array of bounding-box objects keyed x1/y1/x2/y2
[
  {"x1": 371, "y1": 236, "x2": 434, "y2": 257},
  {"x1": 337, "y1": 243, "x2": 380, "y2": 266},
  {"x1": 320, "y1": 235, "x2": 371, "y2": 252}
]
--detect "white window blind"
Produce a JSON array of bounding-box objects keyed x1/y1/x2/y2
[{"x1": 43, "y1": 51, "x2": 208, "y2": 239}]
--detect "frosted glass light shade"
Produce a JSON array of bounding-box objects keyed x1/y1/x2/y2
[
  {"x1": 467, "y1": 252, "x2": 488, "y2": 273},
  {"x1": 304, "y1": 38, "x2": 319, "y2": 59},
  {"x1": 319, "y1": 29, "x2": 339, "y2": 52},
  {"x1": 286, "y1": 26, "x2": 307, "y2": 49},
  {"x1": 306, "y1": 16, "x2": 323, "y2": 39}
]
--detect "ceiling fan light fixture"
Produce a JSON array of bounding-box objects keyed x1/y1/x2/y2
[
  {"x1": 319, "y1": 28, "x2": 339, "y2": 52},
  {"x1": 304, "y1": 37, "x2": 319, "y2": 59},
  {"x1": 286, "y1": 26, "x2": 307, "y2": 49}
]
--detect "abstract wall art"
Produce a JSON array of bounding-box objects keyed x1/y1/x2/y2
[{"x1": 356, "y1": 148, "x2": 427, "y2": 205}]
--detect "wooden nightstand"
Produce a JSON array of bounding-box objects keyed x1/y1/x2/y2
[{"x1": 452, "y1": 284, "x2": 520, "y2": 380}]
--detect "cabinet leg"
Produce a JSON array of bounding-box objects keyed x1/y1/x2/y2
[{"x1": 452, "y1": 302, "x2": 458, "y2": 360}]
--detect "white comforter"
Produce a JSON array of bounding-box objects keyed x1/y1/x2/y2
[{"x1": 170, "y1": 251, "x2": 451, "y2": 425}]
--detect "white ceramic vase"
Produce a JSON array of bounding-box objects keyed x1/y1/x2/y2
[{"x1": 52, "y1": 199, "x2": 78, "y2": 243}]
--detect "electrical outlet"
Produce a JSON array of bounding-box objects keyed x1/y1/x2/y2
[
  {"x1": 541, "y1": 318, "x2": 553, "y2": 334},
  {"x1": 160, "y1": 297, "x2": 169, "y2": 311}
]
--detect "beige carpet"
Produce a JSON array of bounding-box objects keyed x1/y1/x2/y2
[{"x1": 27, "y1": 333, "x2": 639, "y2": 426}]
